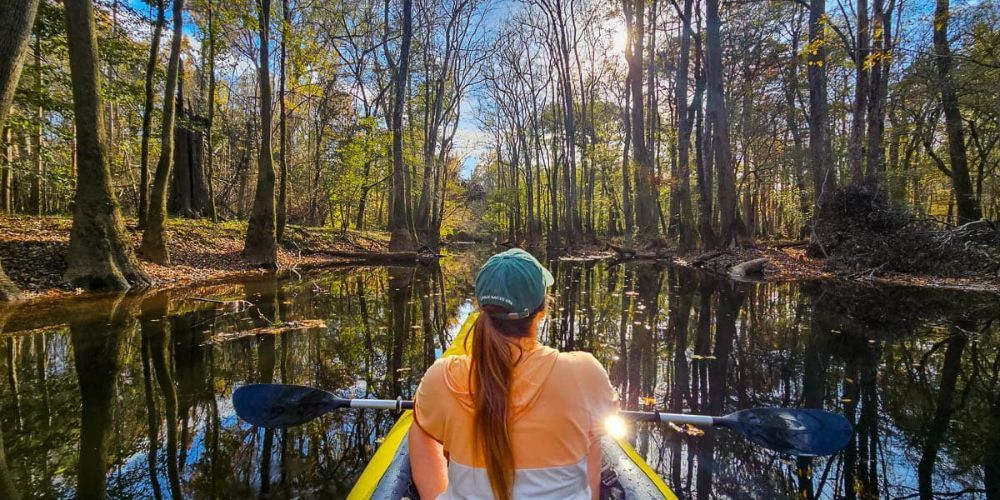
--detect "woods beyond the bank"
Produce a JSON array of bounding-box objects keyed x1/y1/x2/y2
[{"x1": 0, "y1": 0, "x2": 998, "y2": 295}]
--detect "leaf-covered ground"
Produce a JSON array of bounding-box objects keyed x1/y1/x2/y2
[{"x1": 0, "y1": 216, "x2": 390, "y2": 299}]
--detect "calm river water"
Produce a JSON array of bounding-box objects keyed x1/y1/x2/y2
[{"x1": 0, "y1": 250, "x2": 997, "y2": 499}]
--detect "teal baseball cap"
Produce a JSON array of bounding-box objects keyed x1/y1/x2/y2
[{"x1": 475, "y1": 248, "x2": 554, "y2": 319}]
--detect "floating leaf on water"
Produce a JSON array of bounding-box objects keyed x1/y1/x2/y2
[
  {"x1": 682, "y1": 424, "x2": 705, "y2": 437},
  {"x1": 841, "y1": 398, "x2": 854, "y2": 403},
  {"x1": 396, "y1": 367, "x2": 412, "y2": 373}
]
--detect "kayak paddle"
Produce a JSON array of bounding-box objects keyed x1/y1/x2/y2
[{"x1": 233, "y1": 383, "x2": 852, "y2": 457}]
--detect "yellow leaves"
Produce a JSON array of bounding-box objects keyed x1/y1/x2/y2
[
  {"x1": 934, "y1": 11, "x2": 950, "y2": 31},
  {"x1": 862, "y1": 49, "x2": 893, "y2": 70},
  {"x1": 668, "y1": 422, "x2": 705, "y2": 436},
  {"x1": 640, "y1": 396, "x2": 657, "y2": 406}
]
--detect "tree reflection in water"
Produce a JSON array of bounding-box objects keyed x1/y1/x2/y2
[{"x1": 0, "y1": 255, "x2": 997, "y2": 498}]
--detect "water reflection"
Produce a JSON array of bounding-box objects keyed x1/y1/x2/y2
[{"x1": 0, "y1": 254, "x2": 998, "y2": 498}]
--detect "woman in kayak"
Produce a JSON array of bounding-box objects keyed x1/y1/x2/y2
[{"x1": 410, "y1": 248, "x2": 619, "y2": 499}]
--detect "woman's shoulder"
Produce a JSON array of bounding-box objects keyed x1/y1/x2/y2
[
  {"x1": 420, "y1": 355, "x2": 472, "y2": 393},
  {"x1": 556, "y1": 351, "x2": 608, "y2": 377}
]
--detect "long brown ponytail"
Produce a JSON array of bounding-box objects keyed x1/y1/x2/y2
[{"x1": 470, "y1": 304, "x2": 544, "y2": 500}]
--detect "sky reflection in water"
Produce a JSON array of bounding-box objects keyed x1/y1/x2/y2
[{"x1": 0, "y1": 252, "x2": 998, "y2": 499}]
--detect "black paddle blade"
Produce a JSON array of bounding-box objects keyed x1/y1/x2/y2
[
  {"x1": 233, "y1": 384, "x2": 346, "y2": 428},
  {"x1": 719, "y1": 408, "x2": 853, "y2": 457}
]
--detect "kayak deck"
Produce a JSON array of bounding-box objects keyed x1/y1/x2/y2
[
  {"x1": 347, "y1": 313, "x2": 677, "y2": 499},
  {"x1": 362, "y1": 432, "x2": 674, "y2": 499}
]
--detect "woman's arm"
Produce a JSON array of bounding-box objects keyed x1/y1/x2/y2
[
  {"x1": 588, "y1": 438, "x2": 602, "y2": 500},
  {"x1": 409, "y1": 422, "x2": 449, "y2": 498}
]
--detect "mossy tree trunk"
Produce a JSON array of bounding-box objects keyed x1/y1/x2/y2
[
  {"x1": 0, "y1": 0, "x2": 41, "y2": 301},
  {"x1": 140, "y1": 0, "x2": 184, "y2": 264},
  {"x1": 62, "y1": 0, "x2": 149, "y2": 290},
  {"x1": 243, "y1": 0, "x2": 278, "y2": 268}
]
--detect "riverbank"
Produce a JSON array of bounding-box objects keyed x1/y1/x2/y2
[
  {"x1": 0, "y1": 216, "x2": 394, "y2": 300},
  {"x1": 584, "y1": 242, "x2": 1000, "y2": 293}
]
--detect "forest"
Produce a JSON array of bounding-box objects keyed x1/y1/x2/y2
[{"x1": 0, "y1": 0, "x2": 998, "y2": 299}]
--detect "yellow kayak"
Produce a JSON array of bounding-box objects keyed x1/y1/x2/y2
[{"x1": 347, "y1": 312, "x2": 677, "y2": 499}]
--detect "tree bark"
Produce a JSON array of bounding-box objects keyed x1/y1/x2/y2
[
  {"x1": 624, "y1": 0, "x2": 659, "y2": 242},
  {"x1": 783, "y1": 12, "x2": 810, "y2": 226},
  {"x1": 138, "y1": 0, "x2": 165, "y2": 226},
  {"x1": 276, "y1": 0, "x2": 289, "y2": 242},
  {"x1": 848, "y1": 0, "x2": 869, "y2": 184},
  {"x1": 0, "y1": 0, "x2": 41, "y2": 300},
  {"x1": 705, "y1": 0, "x2": 736, "y2": 247},
  {"x1": 672, "y1": 0, "x2": 695, "y2": 252},
  {"x1": 932, "y1": 0, "x2": 980, "y2": 223},
  {"x1": 808, "y1": 0, "x2": 835, "y2": 208},
  {"x1": 205, "y1": 0, "x2": 217, "y2": 222},
  {"x1": 29, "y1": 35, "x2": 42, "y2": 216},
  {"x1": 693, "y1": 30, "x2": 716, "y2": 249},
  {"x1": 140, "y1": 0, "x2": 184, "y2": 264},
  {"x1": 388, "y1": 0, "x2": 416, "y2": 251},
  {"x1": 244, "y1": 0, "x2": 279, "y2": 268},
  {"x1": 864, "y1": 0, "x2": 890, "y2": 186},
  {"x1": 63, "y1": 0, "x2": 150, "y2": 290}
]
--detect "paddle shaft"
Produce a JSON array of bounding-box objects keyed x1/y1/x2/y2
[{"x1": 341, "y1": 398, "x2": 715, "y2": 425}]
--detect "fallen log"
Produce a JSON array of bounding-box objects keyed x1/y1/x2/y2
[
  {"x1": 770, "y1": 240, "x2": 810, "y2": 249},
  {"x1": 729, "y1": 257, "x2": 771, "y2": 280},
  {"x1": 691, "y1": 250, "x2": 727, "y2": 266},
  {"x1": 606, "y1": 243, "x2": 673, "y2": 261},
  {"x1": 320, "y1": 250, "x2": 442, "y2": 263}
]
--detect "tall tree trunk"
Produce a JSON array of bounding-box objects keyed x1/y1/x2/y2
[
  {"x1": 138, "y1": 0, "x2": 164, "y2": 226},
  {"x1": 140, "y1": 0, "x2": 184, "y2": 264},
  {"x1": 932, "y1": 0, "x2": 979, "y2": 223},
  {"x1": 63, "y1": 0, "x2": 150, "y2": 290},
  {"x1": 864, "y1": 0, "x2": 890, "y2": 186},
  {"x1": 705, "y1": 0, "x2": 736, "y2": 247},
  {"x1": 276, "y1": 0, "x2": 289, "y2": 241},
  {"x1": 783, "y1": 13, "x2": 810, "y2": 226},
  {"x1": 848, "y1": 0, "x2": 869, "y2": 184},
  {"x1": 205, "y1": 0, "x2": 217, "y2": 222},
  {"x1": 672, "y1": 0, "x2": 695, "y2": 252},
  {"x1": 624, "y1": 0, "x2": 658, "y2": 243},
  {"x1": 693, "y1": 28, "x2": 716, "y2": 249},
  {"x1": 0, "y1": 0, "x2": 41, "y2": 300},
  {"x1": 244, "y1": 0, "x2": 279, "y2": 268},
  {"x1": 388, "y1": 0, "x2": 416, "y2": 251},
  {"x1": 621, "y1": 96, "x2": 634, "y2": 241},
  {"x1": 29, "y1": 35, "x2": 42, "y2": 216},
  {"x1": 808, "y1": 0, "x2": 835, "y2": 208}
]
